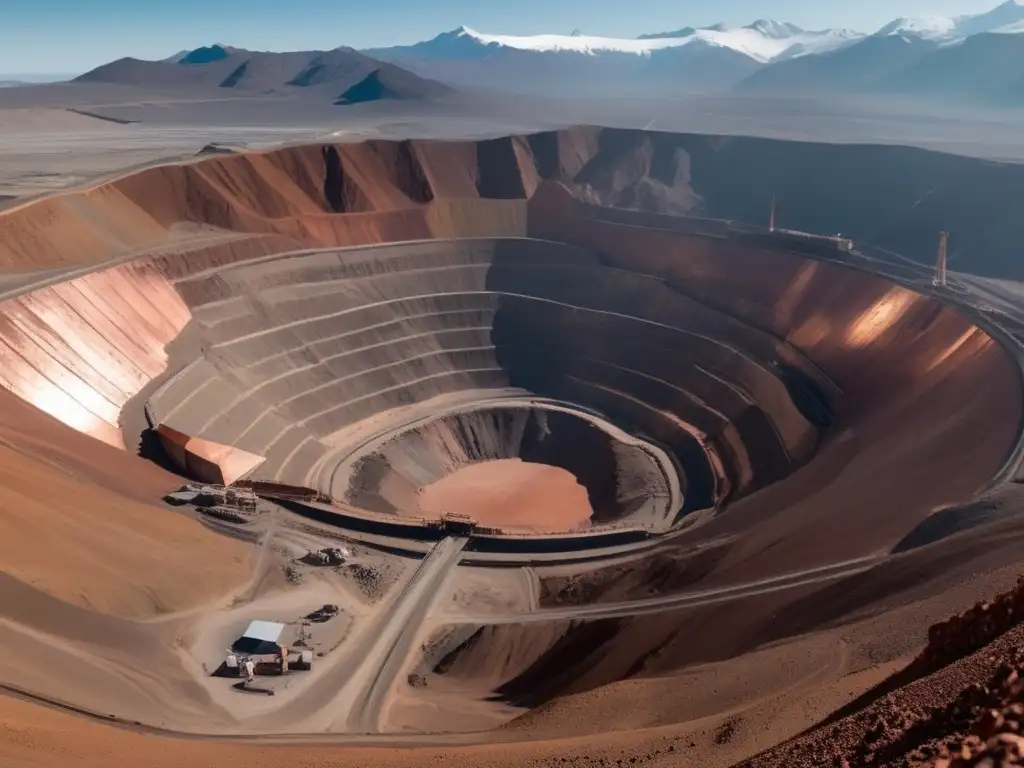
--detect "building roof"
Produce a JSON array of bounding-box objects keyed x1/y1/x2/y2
[
  {"x1": 231, "y1": 620, "x2": 287, "y2": 656},
  {"x1": 240, "y1": 620, "x2": 285, "y2": 643}
]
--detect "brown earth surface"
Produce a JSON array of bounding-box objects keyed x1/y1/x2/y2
[
  {"x1": 416, "y1": 459, "x2": 593, "y2": 532},
  {"x1": 1, "y1": 126, "x2": 1024, "y2": 766},
  {"x1": 0, "y1": 384, "x2": 251, "y2": 617},
  {"x1": 739, "y1": 574, "x2": 1024, "y2": 767}
]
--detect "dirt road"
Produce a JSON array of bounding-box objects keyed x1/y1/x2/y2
[
  {"x1": 456, "y1": 554, "x2": 884, "y2": 624},
  {"x1": 342, "y1": 536, "x2": 467, "y2": 733}
]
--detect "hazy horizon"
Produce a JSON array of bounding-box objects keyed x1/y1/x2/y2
[{"x1": 0, "y1": 73, "x2": 77, "y2": 82}]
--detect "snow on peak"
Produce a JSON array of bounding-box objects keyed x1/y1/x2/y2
[
  {"x1": 873, "y1": 1, "x2": 1024, "y2": 41},
  {"x1": 746, "y1": 19, "x2": 804, "y2": 39},
  {"x1": 955, "y1": 0, "x2": 1024, "y2": 37},
  {"x1": 992, "y1": 18, "x2": 1024, "y2": 34},
  {"x1": 452, "y1": 26, "x2": 672, "y2": 55},
  {"x1": 448, "y1": 23, "x2": 861, "y2": 62},
  {"x1": 875, "y1": 16, "x2": 957, "y2": 41}
]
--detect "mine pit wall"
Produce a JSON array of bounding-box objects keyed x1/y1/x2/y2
[
  {"x1": 0, "y1": 261, "x2": 191, "y2": 448},
  {"x1": 0, "y1": 134, "x2": 575, "y2": 456},
  {"x1": 0, "y1": 195, "x2": 526, "y2": 455},
  {"x1": 270, "y1": 496, "x2": 650, "y2": 556},
  {"x1": 146, "y1": 234, "x2": 819, "y2": 517},
  {"x1": 6, "y1": 127, "x2": 1024, "y2": 276},
  {"x1": 486, "y1": 276, "x2": 818, "y2": 506},
  {"x1": 344, "y1": 406, "x2": 672, "y2": 529},
  {"x1": 527, "y1": 128, "x2": 1024, "y2": 280},
  {"x1": 422, "y1": 621, "x2": 583, "y2": 695},
  {"x1": 270, "y1": 497, "x2": 446, "y2": 542},
  {"x1": 528, "y1": 182, "x2": 1023, "y2": 567},
  {"x1": 2, "y1": 128, "x2": 1024, "y2": 718},
  {"x1": 0, "y1": 138, "x2": 534, "y2": 273},
  {"x1": 421, "y1": 620, "x2": 625, "y2": 712},
  {"x1": 0, "y1": 138, "x2": 518, "y2": 450},
  {"x1": 462, "y1": 527, "x2": 649, "y2": 554},
  {"x1": 0, "y1": 131, "x2": 1018, "y2": 519}
]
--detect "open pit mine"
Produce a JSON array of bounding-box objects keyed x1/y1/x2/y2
[{"x1": 2, "y1": 127, "x2": 1024, "y2": 762}]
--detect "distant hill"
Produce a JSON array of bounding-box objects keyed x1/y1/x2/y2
[
  {"x1": 74, "y1": 46, "x2": 454, "y2": 104},
  {"x1": 335, "y1": 68, "x2": 450, "y2": 104},
  {"x1": 177, "y1": 45, "x2": 235, "y2": 65},
  {"x1": 736, "y1": 35, "x2": 939, "y2": 93},
  {"x1": 879, "y1": 32, "x2": 1024, "y2": 105},
  {"x1": 738, "y1": 25, "x2": 1024, "y2": 105}
]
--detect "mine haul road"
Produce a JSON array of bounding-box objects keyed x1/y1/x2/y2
[
  {"x1": 342, "y1": 535, "x2": 467, "y2": 733},
  {"x1": 0, "y1": 550, "x2": 904, "y2": 742},
  {"x1": 453, "y1": 553, "x2": 885, "y2": 625}
]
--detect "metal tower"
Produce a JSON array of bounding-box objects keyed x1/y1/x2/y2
[{"x1": 933, "y1": 231, "x2": 948, "y2": 287}]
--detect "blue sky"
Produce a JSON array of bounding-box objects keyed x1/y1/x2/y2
[{"x1": 0, "y1": 0, "x2": 1011, "y2": 76}]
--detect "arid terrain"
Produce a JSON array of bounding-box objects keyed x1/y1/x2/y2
[{"x1": 4, "y1": 79, "x2": 1024, "y2": 768}]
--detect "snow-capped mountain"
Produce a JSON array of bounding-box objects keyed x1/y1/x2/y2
[
  {"x1": 874, "y1": 17, "x2": 959, "y2": 41},
  {"x1": 739, "y1": 0, "x2": 1024, "y2": 104},
  {"x1": 875, "y1": 0, "x2": 1024, "y2": 41},
  {"x1": 360, "y1": 1, "x2": 1024, "y2": 103},
  {"x1": 363, "y1": 21, "x2": 862, "y2": 97},
  {"x1": 373, "y1": 22, "x2": 860, "y2": 64},
  {"x1": 953, "y1": 0, "x2": 1024, "y2": 38}
]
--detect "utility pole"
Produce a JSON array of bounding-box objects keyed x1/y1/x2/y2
[
  {"x1": 933, "y1": 231, "x2": 948, "y2": 288},
  {"x1": 769, "y1": 195, "x2": 776, "y2": 232}
]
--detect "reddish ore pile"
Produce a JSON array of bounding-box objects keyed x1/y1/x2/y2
[{"x1": 934, "y1": 661, "x2": 1024, "y2": 767}]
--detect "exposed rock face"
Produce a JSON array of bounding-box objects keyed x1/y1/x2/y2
[
  {"x1": 0, "y1": 127, "x2": 1017, "y2": 547},
  {"x1": 921, "y1": 578, "x2": 1024, "y2": 674},
  {"x1": 0, "y1": 100, "x2": 1023, "y2": 768},
  {"x1": 739, "y1": 578, "x2": 1024, "y2": 768}
]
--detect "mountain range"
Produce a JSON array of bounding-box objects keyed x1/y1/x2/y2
[
  {"x1": 363, "y1": 0, "x2": 1024, "y2": 103},
  {"x1": 74, "y1": 46, "x2": 454, "y2": 105},
  {"x1": 72, "y1": 0, "x2": 1024, "y2": 106}
]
